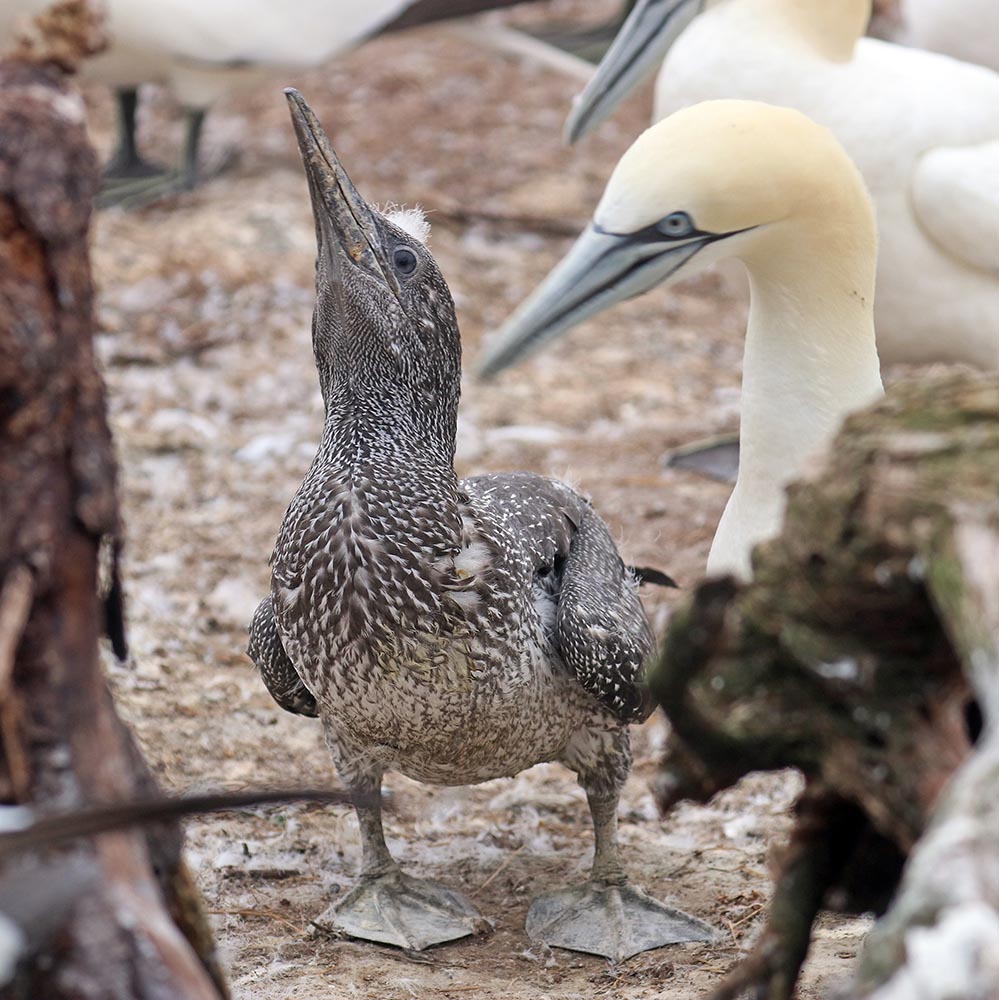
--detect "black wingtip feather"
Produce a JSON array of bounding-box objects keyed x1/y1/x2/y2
[
  {"x1": 630, "y1": 565, "x2": 679, "y2": 589},
  {"x1": 104, "y1": 540, "x2": 128, "y2": 660}
]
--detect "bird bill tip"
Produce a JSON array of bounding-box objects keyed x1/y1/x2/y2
[
  {"x1": 563, "y1": 96, "x2": 592, "y2": 146},
  {"x1": 283, "y1": 88, "x2": 330, "y2": 151},
  {"x1": 283, "y1": 87, "x2": 308, "y2": 117},
  {"x1": 475, "y1": 321, "x2": 546, "y2": 381}
]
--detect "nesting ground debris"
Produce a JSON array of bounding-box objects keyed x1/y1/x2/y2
[{"x1": 84, "y1": 2, "x2": 962, "y2": 996}]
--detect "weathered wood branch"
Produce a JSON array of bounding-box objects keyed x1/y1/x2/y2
[
  {"x1": 0, "y1": 4, "x2": 226, "y2": 997},
  {"x1": 648, "y1": 372, "x2": 999, "y2": 999}
]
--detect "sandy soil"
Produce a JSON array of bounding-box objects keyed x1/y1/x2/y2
[{"x1": 84, "y1": 3, "x2": 881, "y2": 996}]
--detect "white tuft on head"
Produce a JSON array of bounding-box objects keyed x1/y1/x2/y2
[{"x1": 382, "y1": 204, "x2": 431, "y2": 245}]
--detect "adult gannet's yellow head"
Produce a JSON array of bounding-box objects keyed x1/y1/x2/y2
[{"x1": 479, "y1": 99, "x2": 875, "y2": 378}]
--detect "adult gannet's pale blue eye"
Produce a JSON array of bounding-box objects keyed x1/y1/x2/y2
[{"x1": 658, "y1": 211, "x2": 695, "y2": 238}]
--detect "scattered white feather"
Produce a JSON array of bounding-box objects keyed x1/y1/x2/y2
[
  {"x1": 0, "y1": 914, "x2": 25, "y2": 987},
  {"x1": 453, "y1": 541, "x2": 491, "y2": 579},
  {"x1": 381, "y1": 204, "x2": 431, "y2": 245},
  {"x1": 0, "y1": 806, "x2": 32, "y2": 832}
]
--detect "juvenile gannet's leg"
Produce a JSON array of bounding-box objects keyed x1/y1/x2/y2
[
  {"x1": 528, "y1": 724, "x2": 715, "y2": 962},
  {"x1": 314, "y1": 762, "x2": 489, "y2": 950}
]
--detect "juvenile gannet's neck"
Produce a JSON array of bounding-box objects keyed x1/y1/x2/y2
[
  {"x1": 317, "y1": 364, "x2": 461, "y2": 491},
  {"x1": 754, "y1": 0, "x2": 871, "y2": 61},
  {"x1": 707, "y1": 220, "x2": 883, "y2": 580}
]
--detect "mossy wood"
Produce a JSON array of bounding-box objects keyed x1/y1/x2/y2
[{"x1": 650, "y1": 372, "x2": 999, "y2": 1000}]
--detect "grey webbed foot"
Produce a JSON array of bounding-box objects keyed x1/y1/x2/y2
[
  {"x1": 314, "y1": 870, "x2": 491, "y2": 951},
  {"x1": 96, "y1": 147, "x2": 239, "y2": 209},
  {"x1": 526, "y1": 881, "x2": 715, "y2": 962},
  {"x1": 96, "y1": 169, "x2": 197, "y2": 210},
  {"x1": 102, "y1": 151, "x2": 167, "y2": 182}
]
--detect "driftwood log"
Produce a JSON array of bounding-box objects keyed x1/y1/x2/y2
[
  {"x1": 0, "y1": 4, "x2": 228, "y2": 997},
  {"x1": 649, "y1": 372, "x2": 999, "y2": 1000}
]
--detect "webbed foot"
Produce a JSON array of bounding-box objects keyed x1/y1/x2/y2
[
  {"x1": 314, "y1": 869, "x2": 491, "y2": 951},
  {"x1": 526, "y1": 881, "x2": 715, "y2": 962},
  {"x1": 102, "y1": 151, "x2": 167, "y2": 182},
  {"x1": 96, "y1": 169, "x2": 197, "y2": 210}
]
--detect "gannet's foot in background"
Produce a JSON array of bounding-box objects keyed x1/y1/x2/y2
[
  {"x1": 97, "y1": 168, "x2": 198, "y2": 210},
  {"x1": 313, "y1": 870, "x2": 491, "y2": 951},
  {"x1": 102, "y1": 150, "x2": 167, "y2": 182},
  {"x1": 96, "y1": 145, "x2": 240, "y2": 209},
  {"x1": 526, "y1": 882, "x2": 715, "y2": 962}
]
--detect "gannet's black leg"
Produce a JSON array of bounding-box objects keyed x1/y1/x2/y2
[
  {"x1": 314, "y1": 768, "x2": 490, "y2": 950},
  {"x1": 98, "y1": 106, "x2": 215, "y2": 209},
  {"x1": 528, "y1": 726, "x2": 715, "y2": 962},
  {"x1": 179, "y1": 107, "x2": 207, "y2": 190},
  {"x1": 102, "y1": 88, "x2": 166, "y2": 182}
]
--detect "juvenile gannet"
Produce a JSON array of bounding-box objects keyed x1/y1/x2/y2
[
  {"x1": 247, "y1": 89, "x2": 712, "y2": 960},
  {"x1": 480, "y1": 100, "x2": 885, "y2": 580},
  {"x1": 563, "y1": 0, "x2": 999, "y2": 370}
]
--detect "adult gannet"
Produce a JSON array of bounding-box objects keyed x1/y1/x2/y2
[
  {"x1": 562, "y1": 0, "x2": 999, "y2": 370},
  {"x1": 0, "y1": 0, "x2": 559, "y2": 201},
  {"x1": 247, "y1": 89, "x2": 713, "y2": 960},
  {"x1": 1, "y1": 2, "x2": 416, "y2": 191},
  {"x1": 480, "y1": 100, "x2": 886, "y2": 581}
]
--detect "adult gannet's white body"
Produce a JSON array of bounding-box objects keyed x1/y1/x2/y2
[
  {"x1": 902, "y1": 0, "x2": 999, "y2": 72},
  {"x1": 1, "y1": 1, "x2": 571, "y2": 197},
  {"x1": 564, "y1": 0, "x2": 999, "y2": 371},
  {"x1": 480, "y1": 100, "x2": 885, "y2": 580},
  {"x1": 0, "y1": 0, "x2": 420, "y2": 190},
  {"x1": 2, "y1": 1, "x2": 417, "y2": 105}
]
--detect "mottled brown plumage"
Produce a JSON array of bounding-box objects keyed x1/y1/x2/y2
[{"x1": 246, "y1": 89, "x2": 712, "y2": 959}]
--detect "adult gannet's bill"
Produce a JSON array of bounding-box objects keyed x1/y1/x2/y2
[
  {"x1": 480, "y1": 100, "x2": 885, "y2": 580},
  {"x1": 562, "y1": 0, "x2": 999, "y2": 371}
]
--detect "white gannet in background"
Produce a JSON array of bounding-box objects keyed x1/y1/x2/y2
[
  {"x1": 901, "y1": 0, "x2": 999, "y2": 72},
  {"x1": 1, "y1": 1, "x2": 420, "y2": 193},
  {"x1": 479, "y1": 100, "x2": 885, "y2": 581},
  {"x1": 562, "y1": 0, "x2": 999, "y2": 371},
  {"x1": 0, "y1": 0, "x2": 568, "y2": 202}
]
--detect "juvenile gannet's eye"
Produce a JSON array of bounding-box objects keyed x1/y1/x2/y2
[
  {"x1": 658, "y1": 212, "x2": 695, "y2": 238},
  {"x1": 393, "y1": 246, "x2": 418, "y2": 276}
]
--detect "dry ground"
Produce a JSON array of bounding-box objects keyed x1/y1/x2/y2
[{"x1": 74, "y1": 2, "x2": 923, "y2": 995}]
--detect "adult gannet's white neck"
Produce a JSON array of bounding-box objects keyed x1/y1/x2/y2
[{"x1": 480, "y1": 100, "x2": 884, "y2": 580}]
